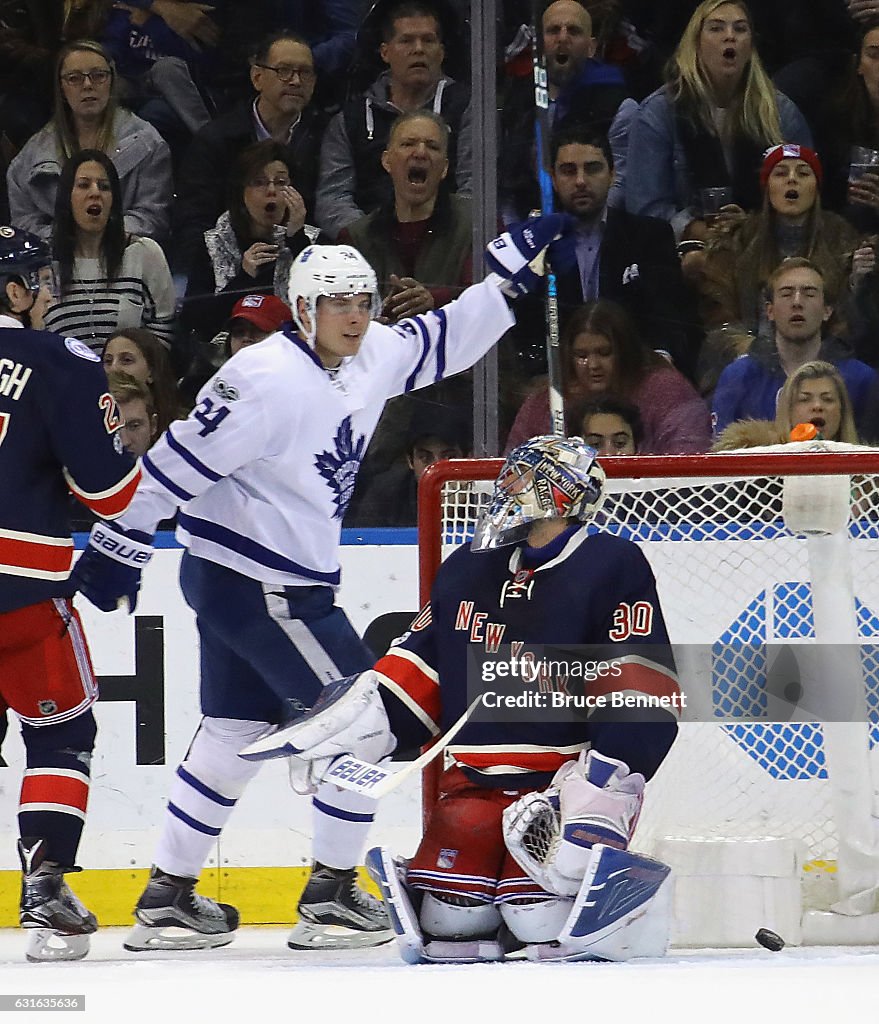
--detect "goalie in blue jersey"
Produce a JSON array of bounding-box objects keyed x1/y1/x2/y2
[{"x1": 243, "y1": 435, "x2": 682, "y2": 963}]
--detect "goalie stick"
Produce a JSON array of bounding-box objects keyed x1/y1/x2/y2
[
  {"x1": 316, "y1": 693, "x2": 484, "y2": 799},
  {"x1": 531, "y1": 0, "x2": 564, "y2": 437}
]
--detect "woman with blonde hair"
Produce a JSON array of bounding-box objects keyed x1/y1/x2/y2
[
  {"x1": 6, "y1": 39, "x2": 172, "y2": 243},
  {"x1": 776, "y1": 360, "x2": 859, "y2": 443},
  {"x1": 713, "y1": 359, "x2": 860, "y2": 449},
  {"x1": 623, "y1": 0, "x2": 812, "y2": 237}
]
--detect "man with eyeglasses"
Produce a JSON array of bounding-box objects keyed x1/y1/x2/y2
[
  {"x1": 174, "y1": 29, "x2": 326, "y2": 285},
  {"x1": 316, "y1": 0, "x2": 472, "y2": 240}
]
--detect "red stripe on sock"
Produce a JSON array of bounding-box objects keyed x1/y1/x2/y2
[{"x1": 20, "y1": 774, "x2": 89, "y2": 814}]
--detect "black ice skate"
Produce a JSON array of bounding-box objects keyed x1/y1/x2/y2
[
  {"x1": 124, "y1": 867, "x2": 239, "y2": 951},
  {"x1": 19, "y1": 838, "x2": 96, "y2": 962},
  {"x1": 288, "y1": 861, "x2": 393, "y2": 949}
]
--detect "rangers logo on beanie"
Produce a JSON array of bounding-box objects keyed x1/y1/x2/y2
[{"x1": 759, "y1": 144, "x2": 823, "y2": 189}]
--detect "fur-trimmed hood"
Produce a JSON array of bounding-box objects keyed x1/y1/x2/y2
[{"x1": 712, "y1": 419, "x2": 784, "y2": 451}]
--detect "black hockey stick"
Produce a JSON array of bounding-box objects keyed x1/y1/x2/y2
[{"x1": 531, "y1": 0, "x2": 564, "y2": 437}]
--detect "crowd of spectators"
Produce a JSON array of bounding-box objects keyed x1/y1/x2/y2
[{"x1": 5, "y1": 0, "x2": 879, "y2": 527}]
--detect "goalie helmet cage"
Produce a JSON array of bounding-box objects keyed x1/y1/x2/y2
[{"x1": 417, "y1": 445, "x2": 879, "y2": 943}]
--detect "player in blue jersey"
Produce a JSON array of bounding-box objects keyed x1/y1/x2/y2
[
  {"x1": 243, "y1": 435, "x2": 681, "y2": 963},
  {"x1": 0, "y1": 227, "x2": 140, "y2": 961},
  {"x1": 69, "y1": 215, "x2": 574, "y2": 952}
]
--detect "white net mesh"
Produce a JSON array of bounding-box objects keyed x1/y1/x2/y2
[{"x1": 426, "y1": 444, "x2": 879, "y2": 911}]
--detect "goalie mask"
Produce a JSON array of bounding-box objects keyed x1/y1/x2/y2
[
  {"x1": 287, "y1": 244, "x2": 380, "y2": 346},
  {"x1": 472, "y1": 435, "x2": 606, "y2": 551}
]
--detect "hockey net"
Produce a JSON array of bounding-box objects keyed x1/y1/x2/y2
[{"x1": 418, "y1": 444, "x2": 879, "y2": 929}]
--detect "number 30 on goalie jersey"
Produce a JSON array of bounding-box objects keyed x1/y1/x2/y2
[{"x1": 608, "y1": 601, "x2": 655, "y2": 642}]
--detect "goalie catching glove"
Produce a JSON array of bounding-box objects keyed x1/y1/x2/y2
[
  {"x1": 503, "y1": 750, "x2": 645, "y2": 897},
  {"x1": 240, "y1": 671, "x2": 396, "y2": 791},
  {"x1": 68, "y1": 521, "x2": 153, "y2": 613},
  {"x1": 484, "y1": 213, "x2": 574, "y2": 300}
]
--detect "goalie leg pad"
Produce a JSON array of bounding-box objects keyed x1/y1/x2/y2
[
  {"x1": 498, "y1": 896, "x2": 572, "y2": 944},
  {"x1": 364, "y1": 850, "x2": 507, "y2": 966},
  {"x1": 421, "y1": 939, "x2": 505, "y2": 963},
  {"x1": 420, "y1": 891, "x2": 502, "y2": 939},
  {"x1": 551, "y1": 844, "x2": 673, "y2": 961},
  {"x1": 417, "y1": 894, "x2": 504, "y2": 963},
  {"x1": 365, "y1": 846, "x2": 424, "y2": 964}
]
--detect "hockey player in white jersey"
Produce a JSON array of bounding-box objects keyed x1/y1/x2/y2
[{"x1": 70, "y1": 215, "x2": 573, "y2": 952}]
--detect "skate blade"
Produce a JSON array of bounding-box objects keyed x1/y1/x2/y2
[
  {"x1": 123, "y1": 923, "x2": 236, "y2": 952},
  {"x1": 25, "y1": 929, "x2": 90, "y2": 962},
  {"x1": 287, "y1": 920, "x2": 394, "y2": 950}
]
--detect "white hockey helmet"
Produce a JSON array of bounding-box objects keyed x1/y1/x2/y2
[
  {"x1": 472, "y1": 435, "x2": 606, "y2": 551},
  {"x1": 287, "y1": 244, "x2": 380, "y2": 345}
]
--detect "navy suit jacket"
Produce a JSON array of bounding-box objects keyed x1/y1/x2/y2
[{"x1": 515, "y1": 207, "x2": 702, "y2": 380}]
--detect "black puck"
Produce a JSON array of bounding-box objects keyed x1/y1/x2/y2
[{"x1": 755, "y1": 927, "x2": 785, "y2": 951}]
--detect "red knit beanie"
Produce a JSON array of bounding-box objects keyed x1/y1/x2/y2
[{"x1": 760, "y1": 144, "x2": 823, "y2": 189}]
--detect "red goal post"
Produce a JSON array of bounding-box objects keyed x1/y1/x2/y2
[{"x1": 416, "y1": 446, "x2": 879, "y2": 943}]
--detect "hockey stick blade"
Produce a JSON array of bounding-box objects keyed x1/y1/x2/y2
[{"x1": 316, "y1": 694, "x2": 483, "y2": 799}]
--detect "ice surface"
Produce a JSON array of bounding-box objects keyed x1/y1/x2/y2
[{"x1": 0, "y1": 928, "x2": 876, "y2": 1024}]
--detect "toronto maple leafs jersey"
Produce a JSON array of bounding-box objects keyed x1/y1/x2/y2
[
  {"x1": 374, "y1": 524, "x2": 681, "y2": 788},
  {"x1": 0, "y1": 318, "x2": 139, "y2": 614},
  {"x1": 116, "y1": 279, "x2": 515, "y2": 586}
]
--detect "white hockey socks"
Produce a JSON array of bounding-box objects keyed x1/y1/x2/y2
[
  {"x1": 311, "y1": 782, "x2": 377, "y2": 870},
  {"x1": 154, "y1": 718, "x2": 264, "y2": 878}
]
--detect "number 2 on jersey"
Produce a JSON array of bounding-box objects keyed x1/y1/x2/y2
[{"x1": 98, "y1": 392, "x2": 122, "y2": 433}]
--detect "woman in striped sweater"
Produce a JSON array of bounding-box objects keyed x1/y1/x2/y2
[{"x1": 43, "y1": 148, "x2": 176, "y2": 353}]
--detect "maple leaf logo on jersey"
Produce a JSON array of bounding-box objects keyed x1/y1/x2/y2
[{"x1": 314, "y1": 416, "x2": 366, "y2": 519}]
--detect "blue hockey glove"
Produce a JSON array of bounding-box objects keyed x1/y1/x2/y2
[
  {"x1": 484, "y1": 213, "x2": 574, "y2": 299},
  {"x1": 69, "y1": 522, "x2": 153, "y2": 613}
]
